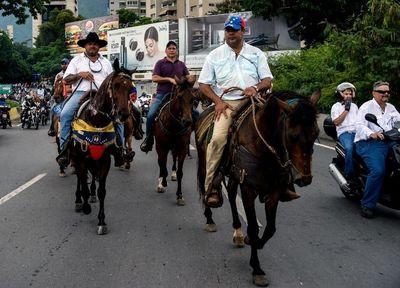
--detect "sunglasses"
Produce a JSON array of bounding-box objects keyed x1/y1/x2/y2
[{"x1": 374, "y1": 90, "x2": 390, "y2": 95}]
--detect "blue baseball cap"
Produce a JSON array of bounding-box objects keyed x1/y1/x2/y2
[
  {"x1": 61, "y1": 58, "x2": 69, "y2": 65},
  {"x1": 224, "y1": 15, "x2": 245, "y2": 31}
]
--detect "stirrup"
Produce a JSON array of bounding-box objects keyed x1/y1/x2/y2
[{"x1": 140, "y1": 136, "x2": 153, "y2": 153}]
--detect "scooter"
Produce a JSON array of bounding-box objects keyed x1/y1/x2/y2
[{"x1": 323, "y1": 113, "x2": 400, "y2": 210}]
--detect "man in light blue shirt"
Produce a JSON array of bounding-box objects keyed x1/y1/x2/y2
[{"x1": 197, "y1": 15, "x2": 273, "y2": 207}]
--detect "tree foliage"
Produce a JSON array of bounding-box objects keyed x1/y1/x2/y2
[
  {"x1": 269, "y1": 0, "x2": 400, "y2": 111},
  {"x1": 0, "y1": 0, "x2": 51, "y2": 24},
  {"x1": 211, "y1": 0, "x2": 245, "y2": 14},
  {"x1": 117, "y1": 9, "x2": 159, "y2": 28}
]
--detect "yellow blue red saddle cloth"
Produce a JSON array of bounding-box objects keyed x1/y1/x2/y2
[{"x1": 71, "y1": 119, "x2": 116, "y2": 160}]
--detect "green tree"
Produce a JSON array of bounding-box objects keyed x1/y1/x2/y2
[
  {"x1": 211, "y1": 0, "x2": 245, "y2": 14},
  {"x1": 0, "y1": 0, "x2": 51, "y2": 24},
  {"x1": 117, "y1": 8, "x2": 139, "y2": 27},
  {"x1": 242, "y1": 0, "x2": 368, "y2": 46}
]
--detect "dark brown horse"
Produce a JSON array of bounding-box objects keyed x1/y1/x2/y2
[
  {"x1": 69, "y1": 59, "x2": 133, "y2": 235},
  {"x1": 195, "y1": 90, "x2": 320, "y2": 286},
  {"x1": 153, "y1": 75, "x2": 195, "y2": 205}
]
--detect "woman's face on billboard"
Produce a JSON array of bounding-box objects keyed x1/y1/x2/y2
[{"x1": 145, "y1": 38, "x2": 158, "y2": 57}]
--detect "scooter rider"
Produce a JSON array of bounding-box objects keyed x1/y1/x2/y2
[
  {"x1": 330, "y1": 82, "x2": 358, "y2": 189},
  {"x1": 0, "y1": 95, "x2": 11, "y2": 127},
  {"x1": 354, "y1": 81, "x2": 400, "y2": 218}
]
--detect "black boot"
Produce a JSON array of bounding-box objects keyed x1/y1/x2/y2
[
  {"x1": 56, "y1": 140, "x2": 70, "y2": 168},
  {"x1": 134, "y1": 123, "x2": 143, "y2": 140},
  {"x1": 113, "y1": 145, "x2": 125, "y2": 167},
  {"x1": 204, "y1": 172, "x2": 224, "y2": 208},
  {"x1": 140, "y1": 134, "x2": 154, "y2": 153}
]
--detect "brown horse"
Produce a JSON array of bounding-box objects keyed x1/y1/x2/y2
[
  {"x1": 153, "y1": 75, "x2": 195, "y2": 205},
  {"x1": 195, "y1": 90, "x2": 320, "y2": 286},
  {"x1": 52, "y1": 76, "x2": 67, "y2": 177},
  {"x1": 122, "y1": 102, "x2": 139, "y2": 170},
  {"x1": 69, "y1": 59, "x2": 133, "y2": 235}
]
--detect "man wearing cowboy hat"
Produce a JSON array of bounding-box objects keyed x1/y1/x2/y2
[{"x1": 57, "y1": 32, "x2": 124, "y2": 167}]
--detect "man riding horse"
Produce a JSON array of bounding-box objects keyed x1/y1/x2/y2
[
  {"x1": 198, "y1": 15, "x2": 300, "y2": 208},
  {"x1": 56, "y1": 32, "x2": 125, "y2": 168}
]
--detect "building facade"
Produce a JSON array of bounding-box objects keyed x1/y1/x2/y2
[{"x1": 109, "y1": 0, "x2": 147, "y2": 16}]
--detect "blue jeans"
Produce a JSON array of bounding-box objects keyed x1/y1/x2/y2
[
  {"x1": 338, "y1": 132, "x2": 355, "y2": 177},
  {"x1": 355, "y1": 140, "x2": 389, "y2": 209},
  {"x1": 60, "y1": 91, "x2": 124, "y2": 149},
  {"x1": 145, "y1": 93, "x2": 166, "y2": 136}
]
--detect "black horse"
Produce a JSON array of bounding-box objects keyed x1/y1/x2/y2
[
  {"x1": 195, "y1": 89, "x2": 320, "y2": 286},
  {"x1": 69, "y1": 59, "x2": 133, "y2": 235}
]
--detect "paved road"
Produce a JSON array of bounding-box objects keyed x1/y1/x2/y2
[{"x1": 1, "y1": 123, "x2": 399, "y2": 288}]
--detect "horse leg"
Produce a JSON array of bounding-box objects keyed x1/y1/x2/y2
[
  {"x1": 89, "y1": 172, "x2": 97, "y2": 203},
  {"x1": 241, "y1": 186, "x2": 268, "y2": 286},
  {"x1": 171, "y1": 153, "x2": 177, "y2": 181},
  {"x1": 96, "y1": 160, "x2": 110, "y2": 235},
  {"x1": 56, "y1": 136, "x2": 66, "y2": 177},
  {"x1": 124, "y1": 134, "x2": 134, "y2": 170},
  {"x1": 75, "y1": 161, "x2": 91, "y2": 215},
  {"x1": 75, "y1": 177, "x2": 83, "y2": 212},
  {"x1": 258, "y1": 193, "x2": 279, "y2": 247},
  {"x1": 157, "y1": 150, "x2": 168, "y2": 193},
  {"x1": 175, "y1": 150, "x2": 186, "y2": 206},
  {"x1": 227, "y1": 178, "x2": 244, "y2": 247}
]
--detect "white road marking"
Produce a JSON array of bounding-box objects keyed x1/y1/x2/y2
[
  {"x1": 0, "y1": 173, "x2": 46, "y2": 206},
  {"x1": 314, "y1": 142, "x2": 335, "y2": 150}
]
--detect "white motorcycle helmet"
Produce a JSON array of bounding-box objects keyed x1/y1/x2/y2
[{"x1": 336, "y1": 82, "x2": 356, "y2": 98}]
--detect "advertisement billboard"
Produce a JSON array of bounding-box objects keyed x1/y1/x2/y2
[
  {"x1": 107, "y1": 22, "x2": 169, "y2": 71},
  {"x1": 65, "y1": 15, "x2": 119, "y2": 55},
  {"x1": 0, "y1": 84, "x2": 12, "y2": 95}
]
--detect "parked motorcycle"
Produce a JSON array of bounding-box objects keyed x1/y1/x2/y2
[
  {"x1": 21, "y1": 105, "x2": 40, "y2": 130},
  {"x1": 0, "y1": 104, "x2": 12, "y2": 129},
  {"x1": 323, "y1": 113, "x2": 400, "y2": 210}
]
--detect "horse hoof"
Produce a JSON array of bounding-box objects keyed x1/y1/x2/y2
[
  {"x1": 171, "y1": 171, "x2": 177, "y2": 181},
  {"x1": 59, "y1": 172, "x2": 66, "y2": 177},
  {"x1": 233, "y1": 235, "x2": 245, "y2": 248},
  {"x1": 82, "y1": 203, "x2": 91, "y2": 215},
  {"x1": 205, "y1": 224, "x2": 217, "y2": 232},
  {"x1": 176, "y1": 198, "x2": 185, "y2": 206},
  {"x1": 89, "y1": 195, "x2": 97, "y2": 203},
  {"x1": 252, "y1": 274, "x2": 269, "y2": 287},
  {"x1": 97, "y1": 225, "x2": 108, "y2": 235},
  {"x1": 157, "y1": 186, "x2": 166, "y2": 193},
  {"x1": 75, "y1": 203, "x2": 83, "y2": 212}
]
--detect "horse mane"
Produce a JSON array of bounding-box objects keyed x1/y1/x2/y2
[{"x1": 270, "y1": 90, "x2": 318, "y2": 126}]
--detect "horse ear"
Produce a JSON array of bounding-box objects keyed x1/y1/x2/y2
[
  {"x1": 310, "y1": 89, "x2": 321, "y2": 106},
  {"x1": 186, "y1": 75, "x2": 196, "y2": 86},
  {"x1": 174, "y1": 75, "x2": 182, "y2": 85},
  {"x1": 113, "y1": 58, "x2": 121, "y2": 73},
  {"x1": 277, "y1": 99, "x2": 293, "y2": 113}
]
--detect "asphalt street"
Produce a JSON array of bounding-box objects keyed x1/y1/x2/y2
[{"x1": 0, "y1": 122, "x2": 399, "y2": 288}]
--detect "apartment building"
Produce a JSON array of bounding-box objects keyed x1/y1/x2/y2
[
  {"x1": 109, "y1": 0, "x2": 147, "y2": 16},
  {"x1": 146, "y1": 0, "x2": 223, "y2": 21}
]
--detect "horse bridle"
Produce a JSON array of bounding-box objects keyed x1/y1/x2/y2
[
  {"x1": 158, "y1": 86, "x2": 192, "y2": 135},
  {"x1": 89, "y1": 72, "x2": 132, "y2": 121},
  {"x1": 223, "y1": 86, "x2": 311, "y2": 182}
]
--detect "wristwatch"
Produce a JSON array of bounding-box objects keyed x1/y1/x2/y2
[{"x1": 252, "y1": 85, "x2": 259, "y2": 92}]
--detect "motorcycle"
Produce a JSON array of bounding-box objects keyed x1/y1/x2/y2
[
  {"x1": 139, "y1": 94, "x2": 151, "y2": 117},
  {"x1": 323, "y1": 113, "x2": 400, "y2": 210},
  {"x1": 21, "y1": 105, "x2": 40, "y2": 130},
  {"x1": 39, "y1": 102, "x2": 50, "y2": 126},
  {"x1": 0, "y1": 104, "x2": 12, "y2": 129}
]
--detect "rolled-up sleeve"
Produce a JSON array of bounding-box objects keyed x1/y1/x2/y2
[{"x1": 198, "y1": 55, "x2": 215, "y2": 85}]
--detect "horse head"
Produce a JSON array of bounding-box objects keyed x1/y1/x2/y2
[
  {"x1": 53, "y1": 76, "x2": 64, "y2": 102},
  {"x1": 106, "y1": 59, "x2": 136, "y2": 122},
  {"x1": 275, "y1": 90, "x2": 320, "y2": 186},
  {"x1": 170, "y1": 75, "x2": 196, "y2": 127}
]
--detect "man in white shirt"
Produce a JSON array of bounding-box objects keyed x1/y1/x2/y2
[
  {"x1": 197, "y1": 15, "x2": 274, "y2": 207},
  {"x1": 57, "y1": 32, "x2": 123, "y2": 167},
  {"x1": 354, "y1": 81, "x2": 400, "y2": 218},
  {"x1": 330, "y1": 82, "x2": 358, "y2": 185}
]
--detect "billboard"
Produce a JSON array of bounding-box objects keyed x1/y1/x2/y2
[
  {"x1": 65, "y1": 15, "x2": 119, "y2": 55},
  {"x1": 0, "y1": 84, "x2": 12, "y2": 95},
  {"x1": 107, "y1": 22, "x2": 169, "y2": 71}
]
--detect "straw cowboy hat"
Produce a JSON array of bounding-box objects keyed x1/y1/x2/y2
[{"x1": 77, "y1": 32, "x2": 107, "y2": 48}]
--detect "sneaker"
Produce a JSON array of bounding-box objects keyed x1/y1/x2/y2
[{"x1": 361, "y1": 206, "x2": 374, "y2": 218}]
